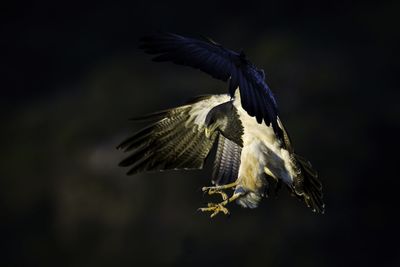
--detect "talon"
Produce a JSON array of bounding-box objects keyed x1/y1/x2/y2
[
  {"x1": 202, "y1": 186, "x2": 211, "y2": 192},
  {"x1": 218, "y1": 204, "x2": 229, "y2": 215},
  {"x1": 202, "y1": 186, "x2": 228, "y2": 201},
  {"x1": 198, "y1": 202, "x2": 230, "y2": 218},
  {"x1": 201, "y1": 182, "x2": 238, "y2": 193},
  {"x1": 214, "y1": 190, "x2": 228, "y2": 201},
  {"x1": 209, "y1": 189, "x2": 228, "y2": 200},
  {"x1": 199, "y1": 183, "x2": 241, "y2": 217},
  {"x1": 198, "y1": 192, "x2": 243, "y2": 218},
  {"x1": 198, "y1": 206, "x2": 213, "y2": 212},
  {"x1": 208, "y1": 188, "x2": 216, "y2": 194},
  {"x1": 210, "y1": 210, "x2": 219, "y2": 218},
  {"x1": 210, "y1": 204, "x2": 229, "y2": 218}
]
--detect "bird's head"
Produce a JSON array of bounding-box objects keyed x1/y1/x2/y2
[
  {"x1": 204, "y1": 115, "x2": 219, "y2": 138},
  {"x1": 204, "y1": 105, "x2": 229, "y2": 138}
]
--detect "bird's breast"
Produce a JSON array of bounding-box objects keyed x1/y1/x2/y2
[{"x1": 233, "y1": 95, "x2": 296, "y2": 186}]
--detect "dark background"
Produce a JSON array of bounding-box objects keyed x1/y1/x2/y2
[{"x1": 1, "y1": 0, "x2": 399, "y2": 266}]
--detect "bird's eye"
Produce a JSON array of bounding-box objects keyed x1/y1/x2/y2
[{"x1": 205, "y1": 114, "x2": 215, "y2": 126}]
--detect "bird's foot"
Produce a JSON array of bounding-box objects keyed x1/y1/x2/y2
[
  {"x1": 199, "y1": 186, "x2": 230, "y2": 217},
  {"x1": 198, "y1": 202, "x2": 230, "y2": 218},
  {"x1": 198, "y1": 192, "x2": 243, "y2": 218},
  {"x1": 201, "y1": 181, "x2": 238, "y2": 201},
  {"x1": 202, "y1": 187, "x2": 228, "y2": 201}
]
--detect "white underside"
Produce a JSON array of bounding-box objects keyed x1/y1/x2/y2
[
  {"x1": 232, "y1": 90, "x2": 296, "y2": 208},
  {"x1": 187, "y1": 92, "x2": 296, "y2": 209}
]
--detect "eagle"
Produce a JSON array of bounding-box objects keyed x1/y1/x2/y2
[{"x1": 117, "y1": 32, "x2": 324, "y2": 217}]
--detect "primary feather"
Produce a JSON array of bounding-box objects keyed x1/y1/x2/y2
[
  {"x1": 118, "y1": 33, "x2": 325, "y2": 215},
  {"x1": 117, "y1": 94, "x2": 231, "y2": 175},
  {"x1": 139, "y1": 32, "x2": 283, "y2": 141}
]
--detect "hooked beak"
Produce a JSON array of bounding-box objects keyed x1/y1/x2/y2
[
  {"x1": 204, "y1": 125, "x2": 218, "y2": 138},
  {"x1": 205, "y1": 127, "x2": 211, "y2": 138}
]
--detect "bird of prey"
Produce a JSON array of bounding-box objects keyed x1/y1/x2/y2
[{"x1": 117, "y1": 32, "x2": 324, "y2": 217}]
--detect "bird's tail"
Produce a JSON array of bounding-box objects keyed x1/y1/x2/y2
[{"x1": 292, "y1": 154, "x2": 325, "y2": 213}]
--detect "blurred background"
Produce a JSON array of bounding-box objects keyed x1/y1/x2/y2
[{"x1": 1, "y1": 0, "x2": 399, "y2": 266}]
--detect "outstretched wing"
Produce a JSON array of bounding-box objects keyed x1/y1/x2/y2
[
  {"x1": 292, "y1": 154, "x2": 325, "y2": 213},
  {"x1": 139, "y1": 32, "x2": 281, "y2": 137},
  {"x1": 277, "y1": 118, "x2": 324, "y2": 213},
  {"x1": 212, "y1": 135, "x2": 242, "y2": 186},
  {"x1": 117, "y1": 94, "x2": 230, "y2": 175}
]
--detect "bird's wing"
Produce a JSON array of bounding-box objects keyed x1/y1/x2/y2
[
  {"x1": 276, "y1": 118, "x2": 324, "y2": 212},
  {"x1": 140, "y1": 32, "x2": 280, "y2": 133},
  {"x1": 117, "y1": 94, "x2": 230, "y2": 175},
  {"x1": 292, "y1": 154, "x2": 324, "y2": 213},
  {"x1": 212, "y1": 135, "x2": 242, "y2": 186}
]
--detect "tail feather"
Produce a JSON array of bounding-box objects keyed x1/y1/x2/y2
[{"x1": 293, "y1": 154, "x2": 324, "y2": 213}]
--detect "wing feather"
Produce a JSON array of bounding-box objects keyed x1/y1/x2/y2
[
  {"x1": 292, "y1": 154, "x2": 324, "y2": 213},
  {"x1": 117, "y1": 95, "x2": 230, "y2": 175},
  {"x1": 212, "y1": 135, "x2": 242, "y2": 186},
  {"x1": 140, "y1": 32, "x2": 282, "y2": 139}
]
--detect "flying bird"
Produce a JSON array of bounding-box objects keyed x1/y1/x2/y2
[{"x1": 117, "y1": 32, "x2": 324, "y2": 217}]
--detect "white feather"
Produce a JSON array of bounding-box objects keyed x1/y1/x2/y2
[
  {"x1": 187, "y1": 94, "x2": 231, "y2": 127},
  {"x1": 182, "y1": 90, "x2": 297, "y2": 209},
  {"x1": 232, "y1": 89, "x2": 297, "y2": 207}
]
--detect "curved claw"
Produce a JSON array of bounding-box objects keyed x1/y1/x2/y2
[
  {"x1": 210, "y1": 204, "x2": 229, "y2": 218},
  {"x1": 202, "y1": 186, "x2": 212, "y2": 192},
  {"x1": 198, "y1": 192, "x2": 243, "y2": 218},
  {"x1": 198, "y1": 203, "x2": 230, "y2": 218},
  {"x1": 202, "y1": 187, "x2": 228, "y2": 201}
]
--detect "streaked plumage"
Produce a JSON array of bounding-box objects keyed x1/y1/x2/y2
[
  {"x1": 118, "y1": 32, "x2": 324, "y2": 216},
  {"x1": 118, "y1": 95, "x2": 229, "y2": 174}
]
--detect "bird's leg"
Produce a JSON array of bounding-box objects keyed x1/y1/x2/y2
[
  {"x1": 205, "y1": 188, "x2": 228, "y2": 201},
  {"x1": 199, "y1": 181, "x2": 240, "y2": 217},
  {"x1": 202, "y1": 181, "x2": 238, "y2": 202},
  {"x1": 202, "y1": 181, "x2": 238, "y2": 192},
  {"x1": 198, "y1": 192, "x2": 243, "y2": 218},
  {"x1": 202, "y1": 181, "x2": 238, "y2": 194}
]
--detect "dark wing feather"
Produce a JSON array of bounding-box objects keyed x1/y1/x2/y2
[
  {"x1": 277, "y1": 118, "x2": 324, "y2": 212},
  {"x1": 117, "y1": 98, "x2": 219, "y2": 175},
  {"x1": 292, "y1": 154, "x2": 324, "y2": 213},
  {"x1": 140, "y1": 32, "x2": 234, "y2": 81},
  {"x1": 140, "y1": 32, "x2": 282, "y2": 139},
  {"x1": 212, "y1": 135, "x2": 242, "y2": 186}
]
